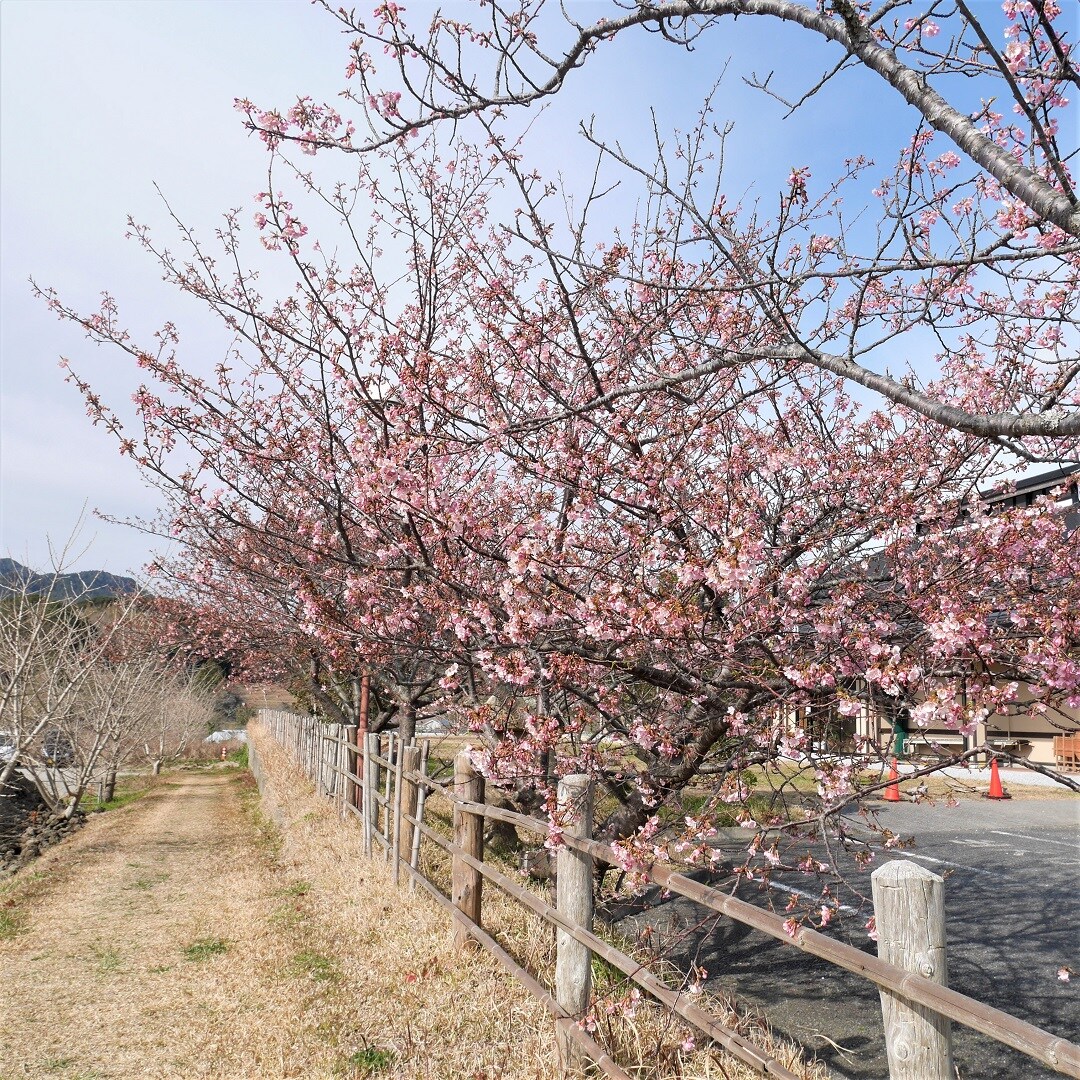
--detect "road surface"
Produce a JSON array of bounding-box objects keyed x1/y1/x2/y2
[{"x1": 611, "y1": 795, "x2": 1079, "y2": 1079}]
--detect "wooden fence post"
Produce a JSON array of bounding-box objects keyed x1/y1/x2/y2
[
  {"x1": 343, "y1": 725, "x2": 358, "y2": 817},
  {"x1": 391, "y1": 740, "x2": 406, "y2": 884},
  {"x1": 398, "y1": 745, "x2": 421, "y2": 885},
  {"x1": 382, "y1": 734, "x2": 395, "y2": 858},
  {"x1": 335, "y1": 724, "x2": 345, "y2": 805},
  {"x1": 325, "y1": 724, "x2": 334, "y2": 798},
  {"x1": 330, "y1": 724, "x2": 340, "y2": 802},
  {"x1": 343, "y1": 725, "x2": 358, "y2": 819},
  {"x1": 317, "y1": 724, "x2": 329, "y2": 798},
  {"x1": 555, "y1": 774, "x2": 594, "y2": 1076},
  {"x1": 363, "y1": 732, "x2": 377, "y2": 857},
  {"x1": 871, "y1": 860, "x2": 954, "y2": 1080},
  {"x1": 334, "y1": 724, "x2": 345, "y2": 812},
  {"x1": 452, "y1": 749, "x2": 484, "y2": 950},
  {"x1": 408, "y1": 741, "x2": 430, "y2": 893}
]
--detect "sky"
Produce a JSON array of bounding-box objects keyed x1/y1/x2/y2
[{"x1": 1, "y1": 0, "x2": 1037, "y2": 578}]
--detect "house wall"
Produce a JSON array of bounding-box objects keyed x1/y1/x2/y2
[{"x1": 865, "y1": 695, "x2": 1078, "y2": 766}]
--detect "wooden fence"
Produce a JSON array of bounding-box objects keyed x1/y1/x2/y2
[{"x1": 255, "y1": 709, "x2": 1080, "y2": 1080}]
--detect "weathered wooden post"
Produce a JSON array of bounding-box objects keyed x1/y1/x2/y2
[
  {"x1": 336, "y1": 724, "x2": 346, "y2": 805},
  {"x1": 333, "y1": 725, "x2": 347, "y2": 812},
  {"x1": 398, "y1": 744, "x2": 421, "y2": 885},
  {"x1": 555, "y1": 773, "x2": 594, "y2": 1076},
  {"x1": 317, "y1": 724, "x2": 329, "y2": 798},
  {"x1": 332, "y1": 724, "x2": 342, "y2": 803},
  {"x1": 363, "y1": 732, "x2": 377, "y2": 857},
  {"x1": 323, "y1": 725, "x2": 334, "y2": 797},
  {"x1": 871, "y1": 860, "x2": 954, "y2": 1080},
  {"x1": 371, "y1": 734, "x2": 385, "y2": 840},
  {"x1": 344, "y1": 725, "x2": 358, "y2": 819},
  {"x1": 408, "y1": 741, "x2": 430, "y2": 893},
  {"x1": 382, "y1": 734, "x2": 395, "y2": 856},
  {"x1": 391, "y1": 740, "x2": 406, "y2": 884},
  {"x1": 451, "y1": 749, "x2": 484, "y2": 950}
]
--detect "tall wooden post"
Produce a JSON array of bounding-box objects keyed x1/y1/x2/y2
[
  {"x1": 555, "y1": 774, "x2": 594, "y2": 1076},
  {"x1": 331, "y1": 724, "x2": 342, "y2": 804},
  {"x1": 451, "y1": 749, "x2": 484, "y2": 950},
  {"x1": 391, "y1": 740, "x2": 405, "y2": 884},
  {"x1": 318, "y1": 725, "x2": 330, "y2": 799},
  {"x1": 362, "y1": 732, "x2": 376, "y2": 857},
  {"x1": 408, "y1": 741, "x2": 430, "y2": 893},
  {"x1": 343, "y1": 725, "x2": 358, "y2": 819},
  {"x1": 871, "y1": 860, "x2": 954, "y2": 1080},
  {"x1": 399, "y1": 745, "x2": 421, "y2": 883},
  {"x1": 382, "y1": 735, "x2": 394, "y2": 856}
]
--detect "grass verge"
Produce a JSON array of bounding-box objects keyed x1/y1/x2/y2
[{"x1": 83, "y1": 774, "x2": 156, "y2": 814}]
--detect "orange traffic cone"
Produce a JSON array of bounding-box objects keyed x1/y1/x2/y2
[
  {"x1": 220, "y1": 746, "x2": 227, "y2": 762},
  {"x1": 884, "y1": 759, "x2": 901, "y2": 802},
  {"x1": 984, "y1": 757, "x2": 1011, "y2": 800}
]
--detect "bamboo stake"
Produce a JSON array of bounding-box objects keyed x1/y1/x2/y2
[{"x1": 391, "y1": 738, "x2": 405, "y2": 885}]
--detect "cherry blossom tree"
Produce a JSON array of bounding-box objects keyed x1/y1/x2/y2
[
  {"x1": 265, "y1": 0, "x2": 1080, "y2": 441},
  {"x1": 38, "y1": 1, "x2": 1080, "y2": 893}
]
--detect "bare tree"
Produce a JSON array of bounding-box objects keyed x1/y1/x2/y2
[
  {"x1": 0, "y1": 550, "x2": 163, "y2": 817},
  {"x1": 129, "y1": 670, "x2": 214, "y2": 779}
]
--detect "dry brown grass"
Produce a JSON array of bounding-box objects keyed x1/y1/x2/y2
[
  {"x1": 367, "y1": 757, "x2": 827, "y2": 1080},
  {"x1": 246, "y1": 726, "x2": 558, "y2": 1080}
]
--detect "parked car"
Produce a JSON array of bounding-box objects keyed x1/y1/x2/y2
[
  {"x1": 0, "y1": 732, "x2": 15, "y2": 764},
  {"x1": 42, "y1": 730, "x2": 74, "y2": 767}
]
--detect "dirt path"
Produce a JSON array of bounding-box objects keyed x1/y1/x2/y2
[
  {"x1": 0, "y1": 752, "x2": 561, "y2": 1080},
  {"x1": 0, "y1": 769, "x2": 328, "y2": 1079}
]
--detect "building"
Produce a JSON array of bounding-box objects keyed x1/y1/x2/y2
[{"x1": 809, "y1": 465, "x2": 1080, "y2": 768}]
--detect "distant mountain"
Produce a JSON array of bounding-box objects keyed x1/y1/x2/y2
[{"x1": 0, "y1": 559, "x2": 140, "y2": 601}]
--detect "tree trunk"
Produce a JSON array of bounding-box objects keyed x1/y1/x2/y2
[
  {"x1": 0, "y1": 756, "x2": 18, "y2": 789},
  {"x1": 103, "y1": 766, "x2": 118, "y2": 803},
  {"x1": 398, "y1": 703, "x2": 416, "y2": 744},
  {"x1": 599, "y1": 715, "x2": 727, "y2": 842}
]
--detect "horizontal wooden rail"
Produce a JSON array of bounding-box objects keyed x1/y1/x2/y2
[
  {"x1": 451, "y1": 798, "x2": 1080, "y2": 1077},
  {"x1": 403, "y1": 811, "x2": 799, "y2": 1079},
  {"x1": 652, "y1": 859, "x2": 1079, "y2": 1076}
]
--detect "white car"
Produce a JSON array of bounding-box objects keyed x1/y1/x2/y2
[{"x1": 0, "y1": 732, "x2": 16, "y2": 764}]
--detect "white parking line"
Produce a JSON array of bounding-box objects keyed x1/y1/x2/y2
[
  {"x1": 761, "y1": 879, "x2": 860, "y2": 915},
  {"x1": 904, "y1": 852, "x2": 997, "y2": 877},
  {"x1": 991, "y1": 830, "x2": 1080, "y2": 850}
]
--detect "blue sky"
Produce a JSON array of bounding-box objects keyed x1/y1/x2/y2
[
  {"x1": 1, "y1": 0, "x2": 342, "y2": 573},
  {"x1": 1, "y1": 0, "x2": 1034, "y2": 575}
]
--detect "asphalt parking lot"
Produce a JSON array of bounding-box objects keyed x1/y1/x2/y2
[{"x1": 610, "y1": 794, "x2": 1079, "y2": 1079}]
